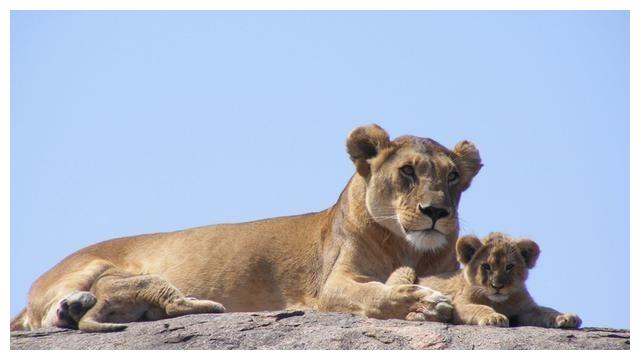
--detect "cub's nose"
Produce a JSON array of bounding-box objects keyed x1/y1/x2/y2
[
  {"x1": 491, "y1": 282, "x2": 504, "y2": 290},
  {"x1": 418, "y1": 205, "x2": 450, "y2": 223}
]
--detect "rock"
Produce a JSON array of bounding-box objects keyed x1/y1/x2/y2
[{"x1": 10, "y1": 310, "x2": 630, "y2": 350}]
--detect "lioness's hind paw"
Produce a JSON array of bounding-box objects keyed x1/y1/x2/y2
[
  {"x1": 555, "y1": 313, "x2": 581, "y2": 329},
  {"x1": 188, "y1": 298, "x2": 225, "y2": 313},
  {"x1": 55, "y1": 291, "x2": 97, "y2": 328},
  {"x1": 203, "y1": 300, "x2": 225, "y2": 313}
]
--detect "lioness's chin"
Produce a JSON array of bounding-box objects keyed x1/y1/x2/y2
[{"x1": 406, "y1": 230, "x2": 448, "y2": 252}]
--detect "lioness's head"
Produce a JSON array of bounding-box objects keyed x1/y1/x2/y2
[
  {"x1": 346, "y1": 124, "x2": 482, "y2": 251},
  {"x1": 457, "y1": 233, "x2": 540, "y2": 302}
]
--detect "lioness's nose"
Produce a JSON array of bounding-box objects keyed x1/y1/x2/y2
[
  {"x1": 418, "y1": 205, "x2": 450, "y2": 222},
  {"x1": 491, "y1": 282, "x2": 504, "y2": 290}
]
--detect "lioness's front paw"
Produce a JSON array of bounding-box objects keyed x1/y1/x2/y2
[
  {"x1": 387, "y1": 284, "x2": 453, "y2": 322},
  {"x1": 411, "y1": 288, "x2": 453, "y2": 323},
  {"x1": 555, "y1": 313, "x2": 581, "y2": 329},
  {"x1": 478, "y1": 313, "x2": 509, "y2": 327}
]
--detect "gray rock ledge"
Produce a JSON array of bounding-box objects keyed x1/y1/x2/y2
[{"x1": 10, "y1": 310, "x2": 630, "y2": 350}]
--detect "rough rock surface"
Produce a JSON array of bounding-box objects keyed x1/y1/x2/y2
[{"x1": 10, "y1": 310, "x2": 630, "y2": 350}]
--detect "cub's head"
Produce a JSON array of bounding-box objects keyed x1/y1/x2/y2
[
  {"x1": 346, "y1": 124, "x2": 482, "y2": 251},
  {"x1": 456, "y1": 232, "x2": 540, "y2": 302}
]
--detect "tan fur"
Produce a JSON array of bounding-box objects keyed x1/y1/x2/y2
[
  {"x1": 389, "y1": 233, "x2": 582, "y2": 328},
  {"x1": 12, "y1": 124, "x2": 482, "y2": 332}
]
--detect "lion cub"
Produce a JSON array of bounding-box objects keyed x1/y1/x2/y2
[{"x1": 387, "y1": 233, "x2": 581, "y2": 328}]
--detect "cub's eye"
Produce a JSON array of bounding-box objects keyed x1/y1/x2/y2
[
  {"x1": 481, "y1": 263, "x2": 491, "y2": 271},
  {"x1": 448, "y1": 170, "x2": 460, "y2": 183},
  {"x1": 506, "y1": 264, "x2": 514, "y2": 271},
  {"x1": 400, "y1": 165, "x2": 415, "y2": 177}
]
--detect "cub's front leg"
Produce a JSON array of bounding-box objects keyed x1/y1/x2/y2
[
  {"x1": 516, "y1": 305, "x2": 581, "y2": 329},
  {"x1": 453, "y1": 303, "x2": 509, "y2": 327},
  {"x1": 318, "y1": 270, "x2": 453, "y2": 323}
]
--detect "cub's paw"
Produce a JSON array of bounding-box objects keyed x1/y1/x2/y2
[
  {"x1": 478, "y1": 313, "x2": 510, "y2": 327},
  {"x1": 555, "y1": 313, "x2": 581, "y2": 329}
]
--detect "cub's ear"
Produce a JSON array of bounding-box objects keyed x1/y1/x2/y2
[
  {"x1": 516, "y1": 239, "x2": 540, "y2": 269},
  {"x1": 453, "y1": 140, "x2": 483, "y2": 191},
  {"x1": 456, "y1": 235, "x2": 483, "y2": 265},
  {"x1": 346, "y1": 124, "x2": 391, "y2": 177}
]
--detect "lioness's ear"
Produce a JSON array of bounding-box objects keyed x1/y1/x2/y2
[
  {"x1": 516, "y1": 239, "x2": 540, "y2": 269},
  {"x1": 456, "y1": 235, "x2": 483, "y2": 265},
  {"x1": 453, "y1": 140, "x2": 483, "y2": 190},
  {"x1": 346, "y1": 124, "x2": 391, "y2": 177}
]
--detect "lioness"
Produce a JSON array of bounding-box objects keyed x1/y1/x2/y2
[
  {"x1": 11, "y1": 124, "x2": 482, "y2": 332},
  {"x1": 387, "y1": 232, "x2": 582, "y2": 328}
]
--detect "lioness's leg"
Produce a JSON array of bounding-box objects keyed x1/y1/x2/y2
[
  {"x1": 453, "y1": 303, "x2": 509, "y2": 327},
  {"x1": 35, "y1": 259, "x2": 114, "y2": 329},
  {"x1": 77, "y1": 300, "x2": 128, "y2": 333},
  {"x1": 77, "y1": 271, "x2": 225, "y2": 332},
  {"x1": 319, "y1": 270, "x2": 452, "y2": 322},
  {"x1": 516, "y1": 306, "x2": 581, "y2": 329},
  {"x1": 385, "y1": 266, "x2": 416, "y2": 286},
  {"x1": 101, "y1": 273, "x2": 226, "y2": 317}
]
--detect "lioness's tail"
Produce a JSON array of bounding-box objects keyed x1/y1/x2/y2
[
  {"x1": 78, "y1": 318, "x2": 127, "y2": 333},
  {"x1": 10, "y1": 308, "x2": 29, "y2": 331}
]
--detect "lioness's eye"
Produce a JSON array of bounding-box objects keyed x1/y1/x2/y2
[
  {"x1": 400, "y1": 165, "x2": 415, "y2": 177},
  {"x1": 448, "y1": 170, "x2": 460, "y2": 183},
  {"x1": 481, "y1": 263, "x2": 491, "y2": 271},
  {"x1": 506, "y1": 264, "x2": 514, "y2": 271}
]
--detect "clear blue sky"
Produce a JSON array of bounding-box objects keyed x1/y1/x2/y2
[{"x1": 10, "y1": 11, "x2": 629, "y2": 328}]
